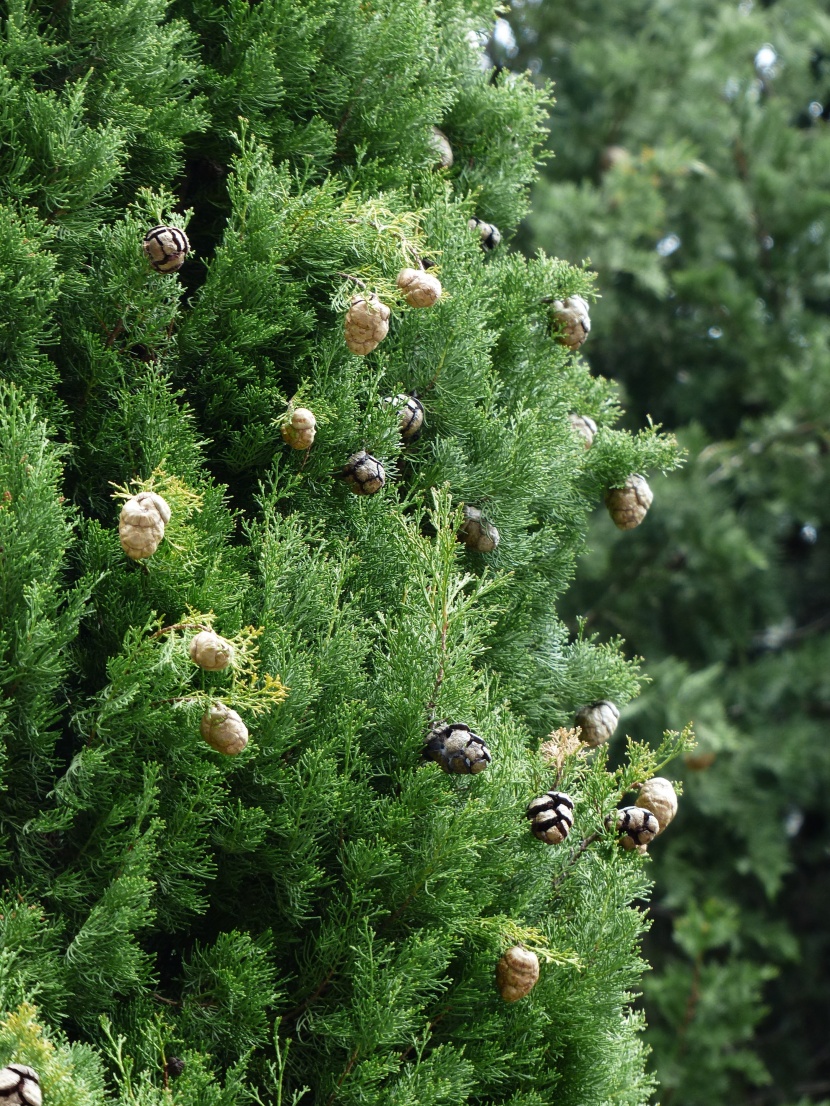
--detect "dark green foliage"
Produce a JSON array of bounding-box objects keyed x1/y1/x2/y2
[
  {"x1": 504, "y1": 0, "x2": 830, "y2": 1101},
  {"x1": 0, "y1": 0, "x2": 684, "y2": 1103},
  {"x1": 0, "y1": 207, "x2": 62, "y2": 413},
  {"x1": 0, "y1": 389, "x2": 90, "y2": 861}
]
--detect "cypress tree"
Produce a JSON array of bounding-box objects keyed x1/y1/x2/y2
[{"x1": 0, "y1": 2, "x2": 681, "y2": 1103}]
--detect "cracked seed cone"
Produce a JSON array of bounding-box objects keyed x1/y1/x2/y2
[
  {"x1": 569, "y1": 413, "x2": 597, "y2": 449},
  {"x1": 189, "y1": 630, "x2": 235, "y2": 671},
  {"x1": 496, "y1": 947, "x2": 540, "y2": 1002},
  {"x1": 574, "y1": 700, "x2": 620, "y2": 748},
  {"x1": 605, "y1": 474, "x2": 653, "y2": 530},
  {"x1": 384, "y1": 393, "x2": 424, "y2": 441},
  {"x1": 458, "y1": 506, "x2": 499, "y2": 553},
  {"x1": 550, "y1": 295, "x2": 591, "y2": 349},
  {"x1": 344, "y1": 293, "x2": 390, "y2": 355},
  {"x1": 281, "y1": 407, "x2": 317, "y2": 450},
  {"x1": 606, "y1": 805, "x2": 658, "y2": 850},
  {"x1": 143, "y1": 225, "x2": 189, "y2": 273},
  {"x1": 396, "y1": 267, "x2": 442, "y2": 308},
  {"x1": 468, "y1": 217, "x2": 501, "y2": 250},
  {"x1": 342, "y1": 451, "x2": 385, "y2": 495},
  {"x1": 425, "y1": 722, "x2": 491, "y2": 775},
  {"x1": 118, "y1": 492, "x2": 171, "y2": 559},
  {"x1": 0, "y1": 1066, "x2": 42, "y2": 1106},
  {"x1": 526, "y1": 791, "x2": 575, "y2": 844},
  {"x1": 635, "y1": 777, "x2": 678, "y2": 835},
  {"x1": 200, "y1": 702, "x2": 248, "y2": 755}
]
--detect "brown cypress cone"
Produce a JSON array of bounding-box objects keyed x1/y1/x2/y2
[
  {"x1": 525, "y1": 791, "x2": 575, "y2": 844},
  {"x1": 383, "y1": 394, "x2": 424, "y2": 441},
  {"x1": 200, "y1": 702, "x2": 249, "y2": 755},
  {"x1": 605, "y1": 474, "x2": 653, "y2": 529},
  {"x1": 550, "y1": 295, "x2": 591, "y2": 349},
  {"x1": 143, "y1": 225, "x2": 189, "y2": 273},
  {"x1": 606, "y1": 805, "x2": 658, "y2": 850},
  {"x1": 424, "y1": 722, "x2": 491, "y2": 774},
  {"x1": 189, "y1": 630, "x2": 234, "y2": 671},
  {"x1": 281, "y1": 407, "x2": 317, "y2": 449},
  {"x1": 496, "y1": 947, "x2": 540, "y2": 1002},
  {"x1": 430, "y1": 126, "x2": 454, "y2": 168},
  {"x1": 574, "y1": 700, "x2": 620, "y2": 748},
  {"x1": 344, "y1": 293, "x2": 390, "y2": 355},
  {"x1": 397, "y1": 267, "x2": 442, "y2": 307},
  {"x1": 118, "y1": 492, "x2": 171, "y2": 559},
  {"x1": 457, "y1": 506, "x2": 499, "y2": 552},
  {"x1": 341, "y1": 451, "x2": 386, "y2": 495},
  {"x1": 635, "y1": 777, "x2": 678, "y2": 835},
  {"x1": 569, "y1": 413, "x2": 597, "y2": 448},
  {"x1": 468, "y1": 217, "x2": 501, "y2": 250}
]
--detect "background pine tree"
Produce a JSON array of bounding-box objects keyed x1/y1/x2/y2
[
  {"x1": 500, "y1": 0, "x2": 830, "y2": 1102},
  {"x1": 0, "y1": 1, "x2": 686, "y2": 1104}
]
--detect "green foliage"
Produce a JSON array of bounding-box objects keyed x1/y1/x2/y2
[
  {"x1": 0, "y1": 901, "x2": 67, "y2": 1023},
  {"x1": 0, "y1": 207, "x2": 62, "y2": 413},
  {"x1": 179, "y1": 932, "x2": 281, "y2": 1060},
  {"x1": 0, "y1": 387, "x2": 90, "y2": 864}
]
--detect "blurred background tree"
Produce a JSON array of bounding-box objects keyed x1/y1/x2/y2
[{"x1": 498, "y1": 1, "x2": 830, "y2": 1103}]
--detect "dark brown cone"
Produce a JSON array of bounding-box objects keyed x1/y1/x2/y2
[
  {"x1": 525, "y1": 791, "x2": 575, "y2": 844},
  {"x1": 424, "y1": 722, "x2": 491, "y2": 774},
  {"x1": 341, "y1": 451, "x2": 385, "y2": 495}
]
